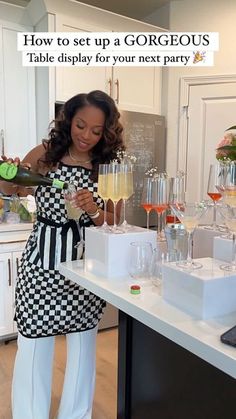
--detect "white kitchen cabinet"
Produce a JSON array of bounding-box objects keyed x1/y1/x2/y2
[
  {"x1": 0, "y1": 20, "x2": 36, "y2": 159},
  {"x1": 26, "y1": 0, "x2": 165, "y2": 141},
  {"x1": 0, "y1": 246, "x2": 26, "y2": 339},
  {"x1": 0, "y1": 223, "x2": 32, "y2": 340},
  {"x1": 0, "y1": 252, "x2": 13, "y2": 337},
  {"x1": 55, "y1": 16, "x2": 161, "y2": 114}
]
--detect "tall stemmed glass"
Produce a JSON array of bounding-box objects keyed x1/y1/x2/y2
[
  {"x1": 171, "y1": 202, "x2": 207, "y2": 269},
  {"x1": 219, "y1": 161, "x2": 236, "y2": 207},
  {"x1": 119, "y1": 161, "x2": 134, "y2": 231},
  {"x1": 141, "y1": 176, "x2": 155, "y2": 229},
  {"x1": 206, "y1": 163, "x2": 223, "y2": 230},
  {"x1": 97, "y1": 163, "x2": 110, "y2": 232},
  {"x1": 168, "y1": 174, "x2": 185, "y2": 224},
  {"x1": 107, "y1": 162, "x2": 122, "y2": 232},
  {"x1": 152, "y1": 175, "x2": 169, "y2": 241},
  {"x1": 64, "y1": 183, "x2": 85, "y2": 254}
]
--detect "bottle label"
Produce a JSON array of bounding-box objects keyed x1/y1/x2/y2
[
  {"x1": 52, "y1": 179, "x2": 64, "y2": 189},
  {"x1": 0, "y1": 162, "x2": 18, "y2": 180}
]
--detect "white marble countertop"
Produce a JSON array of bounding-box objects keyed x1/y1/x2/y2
[{"x1": 60, "y1": 260, "x2": 236, "y2": 379}]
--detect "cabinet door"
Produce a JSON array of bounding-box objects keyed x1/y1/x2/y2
[
  {"x1": 55, "y1": 18, "x2": 111, "y2": 102},
  {"x1": 0, "y1": 252, "x2": 13, "y2": 336},
  {"x1": 113, "y1": 67, "x2": 162, "y2": 114},
  {"x1": 0, "y1": 22, "x2": 36, "y2": 159},
  {"x1": 12, "y1": 250, "x2": 23, "y2": 334}
]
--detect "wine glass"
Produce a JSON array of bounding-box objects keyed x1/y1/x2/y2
[
  {"x1": 206, "y1": 163, "x2": 223, "y2": 230},
  {"x1": 64, "y1": 183, "x2": 84, "y2": 253},
  {"x1": 97, "y1": 163, "x2": 111, "y2": 232},
  {"x1": 141, "y1": 176, "x2": 155, "y2": 229},
  {"x1": 119, "y1": 161, "x2": 134, "y2": 232},
  {"x1": 152, "y1": 175, "x2": 169, "y2": 242},
  {"x1": 219, "y1": 205, "x2": 236, "y2": 271},
  {"x1": 171, "y1": 202, "x2": 207, "y2": 270},
  {"x1": 167, "y1": 175, "x2": 185, "y2": 224},
  {"x1": 219, "y1": 161, "x2": 236, "y2": 207},
  {"x1": 107, "y1": 162, "x2": 123, "y2": 233},
  {"x1": 128, "y1": 241, "x2": 153, "y2": 285}
]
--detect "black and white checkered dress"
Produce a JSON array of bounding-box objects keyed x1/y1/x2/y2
[{"x1": 15, "y1": 162, "x2": 106, "y2": 338}]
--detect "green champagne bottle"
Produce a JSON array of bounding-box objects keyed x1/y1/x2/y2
[{"x1": 0, "y1": 161, "x2": 65, "y2": 189}]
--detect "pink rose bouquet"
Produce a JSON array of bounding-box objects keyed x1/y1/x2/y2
[{"x1": 216, "y1": 126, "x2": 236, "y2": 161}]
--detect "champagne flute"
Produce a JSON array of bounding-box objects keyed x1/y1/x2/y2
[
  {"x1": 141, "y1": 176, "x2": 154, "y2": 229},
  {"x1": 97, "y1": 163, "x2": 110, "y2": 232},
  {"x1": 206, "y1": 163, "x2": 223, "y2": 230},
  {"x1": 171, "y1": 202, "x2": 207, "y2": 270},
  {"x1": 119, "y1": 161, "x2": 134, "y2": 232},
  {"x1": 167, "y1": 175, "x2": 185, "y2": 224},
  {"x1": 107, "y1": 162, "x2": 123, "y2": 233},
  {"x1": 64, "y1": 183, "x2": 84, "y2": 252},
  {"x1": 152, "y1": 175, "x2": 169, "y2": 241}
]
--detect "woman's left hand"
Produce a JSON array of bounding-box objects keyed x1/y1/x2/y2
[{"x1": 71, "y1": 189, "x2": 98, "y2": 214}]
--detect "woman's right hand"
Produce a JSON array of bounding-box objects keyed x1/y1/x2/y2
[{"x1": 1, "y1": 155, "x2": 31, "y2": 170}]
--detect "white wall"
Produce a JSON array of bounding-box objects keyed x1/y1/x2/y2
[{"x1": 146, "y1": 0, "x2": 236, "y2": 175}]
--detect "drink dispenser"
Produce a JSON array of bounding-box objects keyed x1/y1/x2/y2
[{"x1": 165, "y1": 223, "x2": 188, "y2": 260}]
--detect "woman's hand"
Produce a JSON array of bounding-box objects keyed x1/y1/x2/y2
[
  {"x1": 1, "y1": 155, "x2": 31, "y2": 170},
  {"x1": 72, "y1": 189, "x2": 98, "y2": 214}
]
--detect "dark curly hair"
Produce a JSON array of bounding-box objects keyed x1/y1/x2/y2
[{"x1": 40, "y1": 90, "x2": 125, "y2": 180}]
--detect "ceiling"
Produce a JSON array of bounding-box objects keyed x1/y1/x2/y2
[{"x1": 2, "y1": 0, "x2": 171, "y2": 20}]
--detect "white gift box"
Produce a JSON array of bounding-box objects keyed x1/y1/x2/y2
[
  {"x1": 193, "y1": 227, "x2": 222, "y2": 258},
  {"x1": 84, "y1": 226, "x2": 157, "y2": 278},
  {"x1": 213, "y1": 236, "x2": 233, "y2": 263},
  {"x1": 162, "y1": 257, "x2": 236, "y2": 319}
]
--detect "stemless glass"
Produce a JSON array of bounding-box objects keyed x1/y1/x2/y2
[
  {"x1": 107, "y1": 162, "x2": 122, "y2": 232},
  {"x1": 119, "y1": 161, "x2": 134, "y2": 231},
  {"x1": 171, "y1": 202, "x2": 207, "y2": 270},
  {"x1": 141, "y1": 176, "x2": 155, "y2": 229},
  {"x1": 128, "y1": 241, "x2": 153, "y2": 285},
  {"x1": 64, "y1": 183, "x2": 84, "y2": 252},
  {"x1": 206, "y1": 163, "x2": 223, "y2": 229},
  {"x1": 97, "y1": 163, "x2": 110, "y2": 232},
  {"x1": 219, "y1": 205, "x2": 236, "y2": 271}
]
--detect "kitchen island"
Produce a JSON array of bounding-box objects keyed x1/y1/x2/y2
[{"x1": 59, "y1": 260, "x2": 236, "y2": 419}]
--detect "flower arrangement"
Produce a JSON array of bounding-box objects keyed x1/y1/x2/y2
[{"x1": 216, "y1": 125, "x2": 236, "y2": 161}]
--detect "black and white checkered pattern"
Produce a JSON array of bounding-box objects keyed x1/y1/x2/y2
[{"x1": 15, "y1": 163, "x2": 105, "y2": 338}]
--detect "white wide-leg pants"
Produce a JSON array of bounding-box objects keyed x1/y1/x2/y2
[{"x1": 12, "y1": 327, "x2": 98, "y2": 419}]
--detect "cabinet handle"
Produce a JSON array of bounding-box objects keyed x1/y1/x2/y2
[
  {"x1": 8, "y1": 258, "x2": 11, "y2": 286},
  {"x1": 108, "y1": 78, "x2": 112, "y2": 96},
  {"x1": 0, "y1": 129, "x2": 4, "y2": 156},
  {"x1": 16, "y1": 257, "x2": 19, "y2": 276},
  {"x1": 114, "y1": 79, "x2": 119, "y2": 104}
]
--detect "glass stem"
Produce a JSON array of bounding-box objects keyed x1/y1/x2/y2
[
  {"x1": 147, "y1": 211, "x2": 150, "y2": 229},
  {"x1": 103, "y1": 199, "x2": 108, "y2": 226},
  {"x1": 123, "y1": 199, "x2": 127, "y2": 225},
  {"x1": 113, "y1": 201, "x2": 117, "y2": 228},
  {"x1": 157, "y1": 213, "x2": 161, "y2": 237},
  {"x1": 212, "y1": 202, "x2": 217, "y2": 228},
  {"x1": 232, "y1": 233, "x2": 236, "y2": 267},
  {"x1": 187, "y1": 231, "x2": 193, "y2": 262}
]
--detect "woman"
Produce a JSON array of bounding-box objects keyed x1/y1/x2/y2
[{"x1": 0, "y1": 90, "x2": 124, "y2": 419}]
